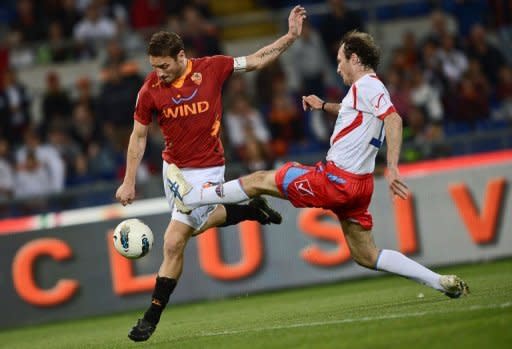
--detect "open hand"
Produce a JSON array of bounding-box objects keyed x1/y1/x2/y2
[{"x1": 288, "y1": 5, "x2": 307, "y2": 38}]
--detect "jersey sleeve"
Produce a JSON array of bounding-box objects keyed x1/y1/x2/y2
[
  {"x1": 359, "y1": 81, "x2": 396, "y2": 120},
  {"x1": 209, "y1": 55, "x2": 235, "y2": 85},
  {"x1": 133, "y1": 84, "x2": 154, "y2": 125}
]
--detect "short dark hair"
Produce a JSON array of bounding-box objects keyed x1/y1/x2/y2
[
  {"x1": 148, "y1": 31, "x2": 184, "y2": 58},
  {"x1": 341, "y1": 30, "x2": 380, "y2": 71}
]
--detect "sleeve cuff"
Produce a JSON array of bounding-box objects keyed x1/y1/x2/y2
[{"x1": 378, "y1": 106, "x2": 397, "y2": 120}]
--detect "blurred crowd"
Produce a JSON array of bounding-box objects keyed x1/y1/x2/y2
[{"x1": 0, "y1": 0, "x2": 511, "y2": 215}]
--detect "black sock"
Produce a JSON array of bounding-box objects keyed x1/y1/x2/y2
[
  {"x1": 220, "y1": 203, "x2": 261, "y2": 227},
  {"x1": 143, "y1": 276, "x2": 177, "y2": 325}
]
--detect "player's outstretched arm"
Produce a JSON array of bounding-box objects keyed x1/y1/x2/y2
[
  {"x1": 383, "y1": 113, "x2": 409, "y2": 200},
  {"x1": 115, "y1": 120, "x2": 149, "y2": 206},
  {"x1": 302, "y1": 95, "x2": 340, "y2": 115},
  {"x1": 244, "y1": 5, "x2": 306, "y2": 71}
]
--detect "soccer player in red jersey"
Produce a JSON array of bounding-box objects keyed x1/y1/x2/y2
[
  {"x1": 115, "y1": 5, "x2": 307, "y2": 342},
  {"x1": 169, "y1": 30, "x2": 470, "y2": 305}
]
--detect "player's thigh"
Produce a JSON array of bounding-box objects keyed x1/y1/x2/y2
[{"x1": 341, "y1": 220, "x2": 379, "y2": 264}]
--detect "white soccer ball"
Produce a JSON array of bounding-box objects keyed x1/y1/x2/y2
[{"x1": 113, "y1": 219, "x2": 154, "y2": 259}]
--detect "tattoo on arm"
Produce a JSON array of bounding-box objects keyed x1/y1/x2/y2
[{"x1": 257, "y1": 41, "x2": 293, "y2": 59}]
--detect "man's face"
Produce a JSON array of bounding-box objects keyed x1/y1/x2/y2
[
  {"x1": 336, "y1": 44, "x2": 352, "y2": 85},
  {"x1": 149, "y1": 52, "x2": 185, "y2": 84}
]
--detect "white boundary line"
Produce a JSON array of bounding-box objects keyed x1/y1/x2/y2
[{"x1": 197, "y1": 302, "x2": 512, "y2": 337}]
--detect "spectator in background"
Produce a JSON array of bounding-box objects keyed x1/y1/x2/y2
[
  {"x1": 41, "y1": 71, "x2": 73, "y2": 133},
  {"x1": 74, "y1": 2, "x2": 117, "y2": 58},
  {"x1": 419, "y1": 39, "x2": 445, "y2": 93},
  {"x1": 448, "y1": 70, "x2": 490, "y2": 124},
  {"x1": 54, "y1": 0, "x2": 81, "y2": 39},
  {"x1": 102, "y1": 39, "x2": 127, "y2": 67},
  {"x1": 181, "y1": 5, "x2": 222, "y2": 57},
  {"x1": 496, "y1": 65, "x2": 512, "y2": 120},
  {"x1": 97, "y1": 62, "x2": 143, "y2": 139},
  {"x1": 465, "y1": 24, "x2": 507, "y2": 84},
  {"x1": 9, "y1": 0, "x2": 46, "y2": 44},
  {"x1": 70, "y1": 103, "x2": 101, "y2": 151},
  {"x1": 284, "y1": 21, "x2": 336, "y2": 96},
  {"x1": 422, "y1": 9, "x2": 458, "y2": 46},
  {"x1": 436, "y1": 33, "x2": 468, "y2": 87},
  {"x1": 130, "y1": 0, "x2": 166, "y2": 31},
  {"x1": 0, "y1": 68, "x2": 32, "y2": 145},
  {"x1": 0, "y1": 138, "x2": 14, "y2": 203},
  {"x1": 398, "y1": 31, "x2": 420, "y2": 71},
  {"x1": 225, "y1": 94, "x2": 273, "y2": 172},
  {"x1": 255, "y1": 61, "x2": 285, "y2": 107},
  {"x1": 223, "y1": 74, "x2": 252, "y2": 106},
  {"x1": 409, "y1": 67, "x2": 443, "y2": 123},
  {"x1": 402, "y1": 106, "x2": 445, "y2": 162},
  {"x1": 67, "y1": 153, "x2": 95, "y2": 187},
  {"x1": 14, "y1": 151, "x2": 45, "y2": 193},
  {"x1": 73, "y1": 76, "x2": 98, "y2": 112},
  {"x1": 488, "y1": 0, "x2": 512, "y2": 63},
  {"x1": 47, "y1": 125, "x2": 82, "y2": 180},
  {"x1": 385, "y1": 69, "x2": 411, "y2": 120},
  {"x1": 14, "y1": 150, "x2": 51, "y2": 214},
  {"x1": 37, "y1": 21, "x2": 75, "y2": 63},
  {"x1": 267, "y1": 75, "x2": 305, "y2": 156},
  {"x1": 16, "y1": 128, "x2": 65, "y2": 194},
  {"x1": 5, "y1": 30, "x2": 35, "y2": 69},
  {"x1": 320, "y1": 0, "x2": 364, "y2": 66}
]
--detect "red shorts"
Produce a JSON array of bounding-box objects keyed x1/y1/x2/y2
[{"x1": 275, "y1": 161, "x2": 374, "y2": 230}]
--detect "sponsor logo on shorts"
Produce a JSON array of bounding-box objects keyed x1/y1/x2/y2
[
  {"x1": 295, "y1": 179, "x2": 314, "y2": 196},
  {"x1": 215, "y1": 183, "x2": 225, "y2": 198}
]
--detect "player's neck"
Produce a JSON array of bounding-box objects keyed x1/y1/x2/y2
[
  {"x1": 351, "y1": 68, "x2": 375, "y2": 84},
  {"x1": 179, "y1": 58, "x2": 188, "y2": 76}
]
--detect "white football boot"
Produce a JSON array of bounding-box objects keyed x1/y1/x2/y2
[
  {"x1": 166, "y1": 164, "x2": 193, "y2": 214},
  {"x1": 440, "y1": 275, "x2": 470, "y2": 298}
]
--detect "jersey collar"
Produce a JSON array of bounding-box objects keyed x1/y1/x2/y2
[{"x1": 172, "y1": 59, "x2": 193, "y2": 88}]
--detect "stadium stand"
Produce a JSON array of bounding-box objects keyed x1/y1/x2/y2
[{"x1": 0, "y1": 0, "x2": 511, "y2": 218}]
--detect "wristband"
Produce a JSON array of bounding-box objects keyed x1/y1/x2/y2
[{"x1": 321, "y1": 102, "x2": 326, "y2": 111}]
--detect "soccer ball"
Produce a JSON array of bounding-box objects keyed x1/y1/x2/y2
[{"x1": 113, "y1": 219, "x2": 154, "y2": 259}]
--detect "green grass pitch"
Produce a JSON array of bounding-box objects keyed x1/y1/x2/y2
[{"x1": 1, "y1": 258, "x2": 511, "y2": 349}]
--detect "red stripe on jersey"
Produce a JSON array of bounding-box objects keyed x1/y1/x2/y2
[
  {"x1": 352, "y1": 85, "x2": 357, "y2": 109},
  {"x1": 332, "y1": 111, "x2": 363, "y2": 144},
  {"x1": 378, "y1": 106, "x2": 397, "y2": 120}
]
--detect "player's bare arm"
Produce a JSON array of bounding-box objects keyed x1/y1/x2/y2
[
  {"x1": 115, "y1": 120, "x2": 149, "y2": 206},
  {"x1": 302, "y1": 95, "x2": 340, "y2": 115},
  {"x1": 383, "y1": 113, "x2": 409, "y2": 199},
  {"x1": 244, "y1": 5, "x2": 306, "y2": 71}
]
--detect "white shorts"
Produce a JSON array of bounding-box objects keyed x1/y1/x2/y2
[{"x1": 162, "y1": 161, "x2": 225, "y2": 231}]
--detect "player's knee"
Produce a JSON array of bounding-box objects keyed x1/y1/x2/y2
[
  {"x1": 243, "y1": 170, "x2": 272, "y2": 196},
  {"x1": 163, "y1": 233, "x2": 188, "y2": 257}
]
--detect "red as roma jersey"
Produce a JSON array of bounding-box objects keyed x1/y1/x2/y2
[{"x1": 134, "y1": 55, "x2": 234, "y2": 168}]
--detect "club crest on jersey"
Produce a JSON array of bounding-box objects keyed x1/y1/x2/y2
[
  {"x1": 295, "y1": 179, "x2": 314, "y2": 196},
  {"x1": 191, "y1": 72, "x2": 202, "y2": 85}
]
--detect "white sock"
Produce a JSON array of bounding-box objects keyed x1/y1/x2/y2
[
  {"x1": 376, "y1": 249, "x2": 443, "y2": 291},
  {"x1": 183, "y1": 179, "x2": 249, "y2": 207}
]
